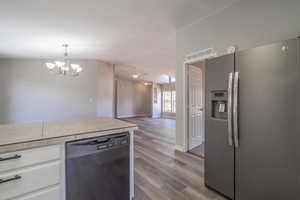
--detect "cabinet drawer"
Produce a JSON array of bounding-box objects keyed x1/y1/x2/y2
[
  {"x1": 0, "y1": 145, "x2": 60, "y2": 173},
  {"x1": 0, "y1": 161, "x2": 60, "y2": 200},
  {"x1": 13, "y1": 186, "x2": 60, "y2": 200}
]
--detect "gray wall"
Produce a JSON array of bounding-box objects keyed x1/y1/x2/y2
[
  {"x1": 176, "y1": 0, "x2": 300, "y2": 149},
  {"x1": 0, "y1": 59, "x2": 114, "y2": 124},
  {"x1": 116, "y1": 78, "x2": 152, "y2": 118},
  {"x1": 97, "y1": 63, "x2": 114, "y2": 117}
]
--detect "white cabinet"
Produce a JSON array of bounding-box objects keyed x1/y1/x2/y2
[
  {"x1": 0, "y1": 162, "x2": 60, "y2": 200},
  {"x1": 0, "y1": 145, "x2": 60, "y2": 173},
  {"x1": 0, "y1": 145, "x2": 62, "y2": 200},
  {"x1": 13, "y1": 186, "x2": 60, "y2": 200}
]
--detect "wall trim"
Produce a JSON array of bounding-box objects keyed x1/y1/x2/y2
[
  {"x1": 180, "y1": 49, "x2": 217, "y2": 152},
  {"x1": 161, "y1": 112, "x2": 176, "y2": 119},
  {"x1": 175, "y1": 145, "x2": 186, "y2": 152},
  {"x1": 184, "y1": 48, "x2": 217, "y2": 64},
  {"x1": 152, "y1": 116, "x2": 161, "y2": 119},
  {"x1": 117, "y1": 114, "x2": 151, "y2": 119}
]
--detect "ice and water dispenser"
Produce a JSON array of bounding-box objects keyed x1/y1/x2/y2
[{"x1": 210, "y1": 91, "x2": 227, "y2": 120}]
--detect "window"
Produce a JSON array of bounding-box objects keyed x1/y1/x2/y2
[
  {"x1": 163, "y1": 89, "x2": 176, "y2": 113},
  {"x1": 154, "y1": 87, "x2": 158, "y2": 104},
  {"x1": 172, "y1": 91, "x2": 176, "y2": 112},
  {"x1": 163, "y1": 91, "x2": 172, "y2": 112}
]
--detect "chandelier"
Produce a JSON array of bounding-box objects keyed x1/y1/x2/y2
[{"x1": 45, "y1": 44, "x2": 82, "y2": 76}]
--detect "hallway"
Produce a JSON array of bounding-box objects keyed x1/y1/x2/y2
[{"x1": 122, "y1": 117, "x2": 224, "y2": 200}]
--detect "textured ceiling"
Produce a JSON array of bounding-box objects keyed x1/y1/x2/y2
[{"x1": 0, "y1": 0, "x2": 237, "y2": 83}]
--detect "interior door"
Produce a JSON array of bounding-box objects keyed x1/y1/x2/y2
[
  {"x1": 188, "y1": 65, "x2": 204, "y2": 150},
  {"x1": 236, "y1": 38, "x2": 300, "y2": 200},
  {"x1": 205, "y1": 54, "x2": 235, "y2": 199}
]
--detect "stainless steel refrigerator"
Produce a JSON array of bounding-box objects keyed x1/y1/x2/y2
[{"x1": 204, "y1": 37, "x2": 300, "y2": 200}]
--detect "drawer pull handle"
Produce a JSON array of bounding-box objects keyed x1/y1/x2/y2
[
  {"x1": 0, "y1": 154, "x2": 22, "y2": 162},
  {"x1": 0, "y1": 175, "x2": 22, "y2": 184}
]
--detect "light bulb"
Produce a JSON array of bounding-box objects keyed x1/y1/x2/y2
[
  {"x1": 55, "y1": 61, "x2": 65, "y2": 68},
  {"x1": 132, "y1": 74, "x2": 139, "y2": 79},
  {"x1": 76, "y1": 67, "x2": 82, "y2": 73},
  {"x1": 71, "y1": 64, "x2": 80, "y2": 70},
  {"x1": 46, "y1": 63, "x2": 55, "y2": 70}
]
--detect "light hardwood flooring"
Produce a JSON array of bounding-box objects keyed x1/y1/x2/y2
[
  {"x1": 122, "y1": 117, "x2": 225, "y2": 200},
  {"x1": 189, "y1": 144, "x2": 205, "y2": 158}
]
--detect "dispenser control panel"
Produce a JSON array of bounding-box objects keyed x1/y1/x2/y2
[{"x1": 210, "y1": 90, "x2": 228, "y2": 120}]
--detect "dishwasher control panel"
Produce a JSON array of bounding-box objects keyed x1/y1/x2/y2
[
  {"x1": 95, "y1": 133, "x2": 129, "y2": 150},
  {"x1": 66, "y1": 132, "x2": 130, "y2": 157}
]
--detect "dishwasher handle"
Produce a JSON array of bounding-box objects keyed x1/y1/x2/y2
[{"x1": 74, "y1": 138, "x2": 111, "y2": 146}]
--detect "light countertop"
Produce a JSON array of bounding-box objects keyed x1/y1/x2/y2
[{"x1": 0, "y1": 117, "x2": 137, "y2": 152}]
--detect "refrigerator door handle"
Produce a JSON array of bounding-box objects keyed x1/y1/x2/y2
[
  {"x1": 227, "y1": 72, "x2": 234, "y2": 146},
  {"x1": 233, "y1": 72, "x2": 239, "y2": 147}
]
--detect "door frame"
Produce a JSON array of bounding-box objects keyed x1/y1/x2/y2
[
  {"x1": 182, "y1": 49, "x2": 217, "y2": 152},
  {"x1": 187, "y1": 65, "x2": 204, "y2": 150}
]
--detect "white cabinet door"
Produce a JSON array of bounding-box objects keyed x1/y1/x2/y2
[
  {"x1": 0, "y1": 161, "x2": 60, "y2": 200},
  {"x1": 13, "y1": 186, "x2": 60, "y2": 200},
  {"x1": 0, "y1": 145, "x2": 60, "y2": 173}
]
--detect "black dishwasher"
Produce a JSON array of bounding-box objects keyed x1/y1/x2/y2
[{"x1": 66, "y1": 132, "x2": 130, "y2": 200}]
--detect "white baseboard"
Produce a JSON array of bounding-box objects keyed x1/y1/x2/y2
[
  {"x1": 175, "y1": 145, "x2": 185, "y2": 152},
  {"x1": 151, "y1": 114, "x2": 161, "y2": 118},
  {"x1": 117, "y1": 114, "x2": 151, "y2": 119},
  {"x1": 161, "y1": 113, "x2": 176, "y2": 119}
]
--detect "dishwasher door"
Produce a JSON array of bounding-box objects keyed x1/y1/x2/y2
[{"x1": 66, "y1": 133, "x2": 130, "y2": 200}]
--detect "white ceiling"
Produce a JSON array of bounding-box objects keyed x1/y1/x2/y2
[{"x1": 0, "y1": 0, "x2": 237, "y2": 83}]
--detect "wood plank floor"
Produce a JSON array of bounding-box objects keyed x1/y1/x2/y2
[
  {"x1": 122, "y1": 117, "x2": 225, "y2": 200},
  {"x1": 189, "y1": 144, "x2": 205, "y2": 158}
]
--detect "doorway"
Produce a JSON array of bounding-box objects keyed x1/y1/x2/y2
[{"x1": 187, "y1": 61, "x2": 205, "y2": 158}]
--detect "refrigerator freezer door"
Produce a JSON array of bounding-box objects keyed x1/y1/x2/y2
[
  {"x1": 205, "y1": 54, "x2": 235, "y2": 199},
  {"x1": 235, "y1": 38, "x2": 300, "y2": 200}
]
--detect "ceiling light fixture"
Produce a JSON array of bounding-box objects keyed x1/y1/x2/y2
[
  {"x1": 132, "y1": 74, "x2": 139, "y2": 79},
  {"x1": 45, "y1": 44, "x2": 82, "y2": 77}
]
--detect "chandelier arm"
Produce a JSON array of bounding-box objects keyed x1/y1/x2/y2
[{"x1": 45, "y1": 44, "x2": 82, "y2": 77}]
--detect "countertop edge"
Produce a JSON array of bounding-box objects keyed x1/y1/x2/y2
[{"x1": 0, "y1": 125, "x2": 137, "y2": 154}]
